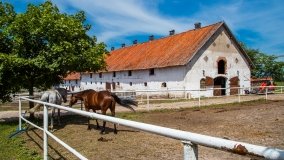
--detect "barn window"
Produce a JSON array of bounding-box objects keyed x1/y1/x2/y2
[
  {"x1": 204, "y1": 56, "x2": 208, "y2": 62},
  {"x1": 161, "y1": 82, "x2": 167, "y2": 87},
  {"x1": 235, "y1": 58, "x2": 239, "y2": 63},
  {"x1": 130, "y1": 82, "x2": 132, "y2": 86},
  {"x1": 149, "y1": 68, "x2": 155, "y2": 75},
  {"x1": 200, "y1": 78, "x2": 206, "y2": 89},
  {"x1": 90, "y1": 73, "x2": 92, "y2": 78},
  {"x1": 99, "y1": 72, "x2": 102, "y2": 78},
  {"x1": 144, "y1": 82, "x2": 147, "y2": 86},
  {"x1": 113, "y1": 72, "x2": 116, "y2": 77},
  {"x1": 218, "y1": 59, "x2": 226, "y2": 74},
  {"x1": 128, "y1": 70, "x2": 132, "y2": 76}
]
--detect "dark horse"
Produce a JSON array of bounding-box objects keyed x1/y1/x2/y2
[
  {"x1": 28, "y1": 88, "x2": 68, "y2": 130},
  {"x1": 69, "y1": 89, "x2": 137, "y2": 134}
]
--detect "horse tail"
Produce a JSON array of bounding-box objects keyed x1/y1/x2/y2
[
  {"x1": 28, "y1": 92, "x2": 49, "y2": 114},
  {"x1": 111, "y1": 93, "x2": 137, "y2": 112},
  {"x1": 29, "y1": 103, "x2": 42, "y2": 114}
]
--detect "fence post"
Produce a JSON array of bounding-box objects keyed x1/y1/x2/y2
[
  {"x1": 198, "y1": 90, "x2": 200, "y2": 107},
  {"x1": 265, "y1": 87, "x2": 268, "y2": 100},
  {"x1": 43, "y1": 104, "x2": 49, "y2": 160},
  {"x1": 182, "y1": 141, "x2": 198, "y2": 160},
  {"x1": 238, "y1": 88, "x2": 241, "y2": 103},
  {"x1": 18, "y1": 98, "x2": 22, "y2": 131},
  {"x1": 147, "y1": 91, "x2": 150, "y2": 111}
]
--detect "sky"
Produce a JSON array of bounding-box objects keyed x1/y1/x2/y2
[{"x1": 5, "y1": 0, "x2": 284, "y2": 61}]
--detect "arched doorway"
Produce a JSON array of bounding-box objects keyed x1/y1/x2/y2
[{"x1": 214, "y1": 77, "x2": 227, "y2": 96}]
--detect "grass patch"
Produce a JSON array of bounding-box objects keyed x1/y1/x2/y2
[
  {"x1": 275, "y1": 81, "x2": 284, "y2": 86},
  {"x1": 116, "y1": 112, "x2": 142, "y2": 120},
  {"x1": 0, "y1": 101, "x2": 30, "y2": 112},
  {"x1": 0, "y1": 121, "x2": 41, "y2": 160}
]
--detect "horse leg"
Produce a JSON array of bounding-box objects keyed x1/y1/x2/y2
[
  {"x1": 100, "y1": 110, "x2": 107, "y2": 134},
  {"x1": 110, "y1": 102, "x2": 117, "y2": 134},
  {"x1": 85, "y1": 108, "x2": 91, "y2": 130},
  {"x1": 93, "y1": 110, "x2": 100, "y2": 129},
  {"x1": 57, "y1": 109, "x2": 61, "y2": 126},
  {"x1": 51, "y1": 108, "x2": 55, "y2": 131}
]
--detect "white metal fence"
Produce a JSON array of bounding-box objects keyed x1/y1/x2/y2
[
  {"x1": 18, "y1": 93, "x2": 284, "y2": 160},
  {"x1": 113, "y1": 86, "x2": 284, "y2": 110}
]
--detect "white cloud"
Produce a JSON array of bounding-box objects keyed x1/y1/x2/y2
[
  {"x1": 51, "y1": 0, "x2": 284, "y2": 56},
  {"x1": 191, "y1": 0, "x2": 284, "y2": 55},
  {"x1": 53, "y1": 0, "x2": 192, "y2": 42}
]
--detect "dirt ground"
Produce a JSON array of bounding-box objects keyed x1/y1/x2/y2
[{"x1": 19, "y1": 99, "x2": 284, "y2": 160}]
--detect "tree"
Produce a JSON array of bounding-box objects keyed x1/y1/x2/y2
[
  {"x1": 0, "y1": 1, "x2": 107, "y2": 104},
  {"x1": 241, "y1": 43, "x2": 284, "y2": 81}
]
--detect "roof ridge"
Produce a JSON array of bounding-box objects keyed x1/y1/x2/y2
[{"x1": 111, "y1": 21, "x2": 224, "y2": 52}]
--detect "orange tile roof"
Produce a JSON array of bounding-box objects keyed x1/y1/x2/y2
[
  {"x1": 64, "y1": 72, "x2": 80, "y2": 80},
  {"x1": 106, "y1": 22, "x2": 223, "y2": 71}
]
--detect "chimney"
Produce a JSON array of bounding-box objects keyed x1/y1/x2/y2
[
  {"x1": 194, "y1": 22, "x2": 201, "y2": 29},
  {"x1": 111, "y1": 47, "x2": 115, "y2": 51},
  {"x1": 133, "y1": 40, "x2": 138, "y2": 44},
  {"x1": 121, "y1": 43, "x2": 125, "y2": 48},
  {"x1": 169, "y1": 30, "x2": 175, "y2": 35},
  {"x1": 149, "y1": 35, "x2": 154, "y2": 41}
]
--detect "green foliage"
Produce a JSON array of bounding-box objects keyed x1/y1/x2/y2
[
  {"x1": 0, "y1": 122, "x2": 41, "y2": 159},
  {"x1": 241, "y1": 43, "x2": 284, "y2": 81},
  {"x1": 0, "y1": 1, "x2": 107, "y2": 103}
]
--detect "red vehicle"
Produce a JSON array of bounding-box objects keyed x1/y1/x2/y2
[{"x1": 250, "y1": 77, "x2": 275, "y2": 94}]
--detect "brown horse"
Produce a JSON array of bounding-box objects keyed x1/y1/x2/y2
[{"x1": 69, "y1": 89, "x2": 137, "y2": 134}]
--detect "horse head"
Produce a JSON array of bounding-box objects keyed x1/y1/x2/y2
[
  {"x1": 69, "y1": 94, "x2": 83, "y2": 107},
  {"x1": 69, "y1": 94, "x2": 77, "y2": 107},
  {"x1": 55, "y1": 88, "x2": 68, "y2": 103}
]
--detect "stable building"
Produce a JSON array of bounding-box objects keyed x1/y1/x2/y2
[{"x1": 63, "y1": 21, "x2": 252, "y2": 97}]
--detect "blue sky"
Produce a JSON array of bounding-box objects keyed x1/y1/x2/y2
[{"x1": 5, "y1": 0, "x2": 284, "y2": 61}]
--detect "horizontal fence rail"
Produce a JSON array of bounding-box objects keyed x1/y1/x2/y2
[
  {"x1": 18, "y1": 96, "x2": 284, "y2": 160},
  {"x1": 111, "y1": 86, "x2": 284, "y2": 110},
  {"x1": 18, "y1": 97, "x2": 88, "y2": 160}
]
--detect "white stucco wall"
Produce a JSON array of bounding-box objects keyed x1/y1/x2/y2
[
  {"x1": 80, "y1": 66, "x2": 186, "y2": 97},
  {"x1": 60, "y1": 80, "x2": 81, "y2": 91},
  {"x1": 184, "y1": 27, "x2": 251, "y2": 97}
]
